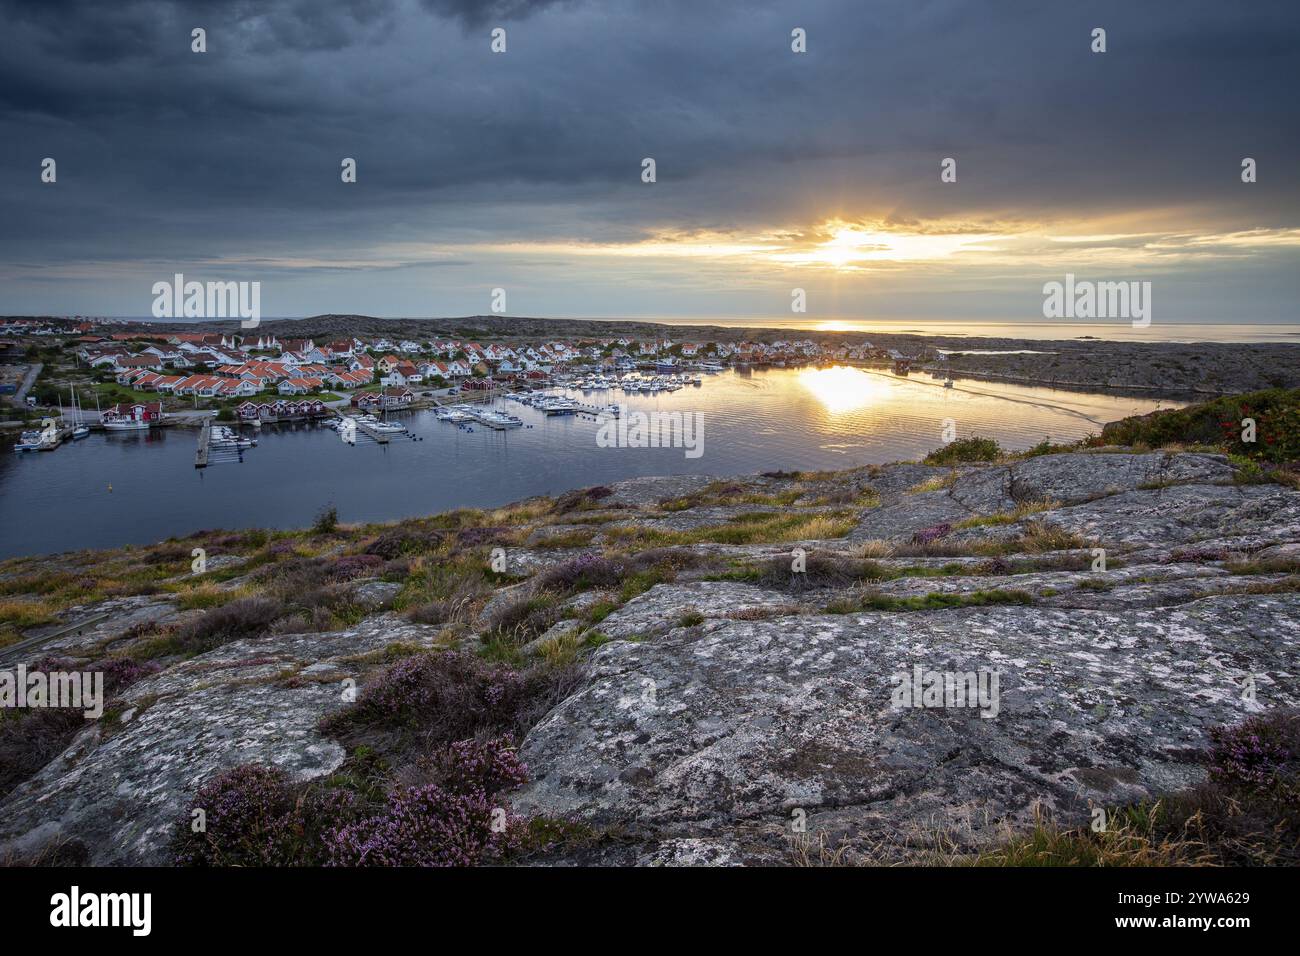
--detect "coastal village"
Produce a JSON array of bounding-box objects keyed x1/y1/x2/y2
[{"x1": 1, "y1": 316, "x2": 928, "y2": 444}]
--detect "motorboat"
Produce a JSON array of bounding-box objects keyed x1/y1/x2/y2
[
  {"x1": 212, "y1": 426, "x2": 257, "y2": 448},
  {"x1": 13, "y1": 429, "x2": 47, "y2": 452},
  {"x1": 102, "y1": 417, "x2": 149, "y2": 431},
  {"x1": 479, "y1": 410, "x2": 523, "y2": 428}
]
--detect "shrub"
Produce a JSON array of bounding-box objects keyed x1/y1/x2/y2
[
  {"x1": 0, "y1": 656, "x2": 158, "y2": 800},
  {"x1": 313, "y1": 506, "x2": 339, "y2": 534},
  {"x1": 756, "y1": 552, "x2": 881, "y2": 592},
  {"x1": 923, "y1": 437, "x2": 1001, "y2": 466},
  {"x1": 330, "y1": 553, "x2": 385, "y2": 580},
  {"x1": 170, "y1": 596, "x2": 283, "y2": 655},
  {"x1": 365, "y1": 528, "x2": 445, "y2": 559},
  {"x1": 483, "y1": 594, "x2": 562, "y2": 643},
  {"x1": 319, "y1": 651, "x2": 579, "y2": 748},
  {"x1": 142, "y1": 543, "x2": 192, "y2": 566},
  {"x1": 174, "y1": 739, "x2": 532, "y2": 868},
  {"x1": 552, "y1": 485, "x2": 614, "y2": 514},
  {"x1": 453, "y1": 526, "x2": 513, "y2": 548},
  {"x1": 324, "y1": 740, "x2": 526, "y2": 867},
  {"x1": 912, "y1": 523, "x2": 953, "y2": 545},
  {"x1": 1101, "y1": 387, "x2": 1300, "y2": 463},
  {"x1": 172, "y1": 765, "x2": 349, "y2": 866},
  {"x1": 534, "y1": 553, "x2": 627, "y2": 594},
  {"x1": 1207, "y1": 711, "x2": 1298, "y2": 792}
]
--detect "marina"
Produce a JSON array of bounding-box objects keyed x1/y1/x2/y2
[{"x1": 0, "y1": 366, "x2": 1176, "y2": 559}]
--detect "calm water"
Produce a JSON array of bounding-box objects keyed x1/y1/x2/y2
[
  {"x1": 116, "y1": 317, "x2": 1300, "y2": 344},
  {"x1": 0, "y1": 367, "x2": 1177, "y2": 559},
  {"x1": 621, "y1": 318, "x2": 1300, "y2": 344}
]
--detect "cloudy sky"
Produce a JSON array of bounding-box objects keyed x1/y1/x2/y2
[{"x1": 1, "y1": 0, "x2": 1297, "y2": 326}]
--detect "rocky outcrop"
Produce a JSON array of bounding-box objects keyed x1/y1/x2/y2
[
  {"x1": 514, "y1": 593, "x2": 1297, "y2": 860},
  {"x1": 2, "y1": 450, "x2": 1298, "y2": 865},
  {"x1": 508, "y1": 452, "x2": 1300, "y2": 861},
  {"x1": 0, "y1": 616, "x2": 443, "y2": 865}
]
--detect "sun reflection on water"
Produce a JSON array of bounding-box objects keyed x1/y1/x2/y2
[{"x1": 797, "y1": 366, "x2": 887, "y2": 414}]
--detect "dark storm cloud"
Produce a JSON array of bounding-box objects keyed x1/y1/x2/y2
[
  {"x1": 0, "y1": 0, "x2": 1297, "y2": 315},
  {"x1": 418, "y1": 0, "x2": 576, "y2": 30}
]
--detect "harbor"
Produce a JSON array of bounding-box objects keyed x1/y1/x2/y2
[{"x1": 0, "y1": 365, "x2": 1176, "y2": 560}]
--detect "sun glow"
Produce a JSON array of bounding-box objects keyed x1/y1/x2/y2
[
  {"x1": 775, "y1": 223, "x2": 1000, "y2": 270},
  {"x1": 798, "y1": 365, "x2": 885, "y2": 414}
]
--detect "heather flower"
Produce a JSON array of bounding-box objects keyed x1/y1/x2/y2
[
  {"x1": 324, "y1": 739, "x2": 526, "y2": 867},
  {"x1": 318, "y1": 651, "x2": 571, "y2": 745},
  {"x1": 172, "y1": 764, "x2": 362, "y2": 867},
  {"x1": 328, "y1": 553, "x2": 384, "y2": 581},
  {"x1": 1208, "y1": 717, "x2": 1293, "y2": 792},
  {"x1": 912, "y1": 523, "x2": 952, "y2": 545},
  {"x1": 454, "y1": 526, "x2": 512, "y2": 548},
  {"x1": 325, "y1": 783, "x2": 519, "y2": 866}
]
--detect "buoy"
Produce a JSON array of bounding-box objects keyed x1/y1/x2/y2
[{"x1": 107, "y1": 483, "x2": 113, "y2": 492}]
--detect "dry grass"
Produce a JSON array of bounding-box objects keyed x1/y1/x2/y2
[
  {"x1": 954, "y1": 499, "x2": 1059, "y2": 530},
  {"x1": 1018, "y1": 520, "x2": 1089, "y2": 553},
  {"x1": 0, "y1": 597, "x2": 56, "y2": 631},
  {"x1": 964, "y1": 805, "x2": 1213, "y2": 867},
  {"x1": 907, "y1": 472, "x2": 959, "y2": 494},
  {"x1": 724, "y1": 604, "x2": 802, "y2": 621},
  {"x1": 854, "y1": 540, "x2": 893, "y2": 558},
  {"x1": 606, "y1": 510, "x2": 857, "y2": 547},
  {"x1": 789, "y1": 831, "x2": 853, "y2": 867},
  {"x1": 533, "y1": 629, "x2": 584, "y2": 669}
]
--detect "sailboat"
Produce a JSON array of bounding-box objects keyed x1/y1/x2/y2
[{"x1": 71, "y1": 389, "x2": 90, "y2": 438}]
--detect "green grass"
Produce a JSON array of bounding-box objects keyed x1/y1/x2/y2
[
  {"x1": 534, "y1": 528, "x2": 598, "y2": 549},
  {"x1": 826, "y1": 588, "x2": 1035, "y2": 614}
]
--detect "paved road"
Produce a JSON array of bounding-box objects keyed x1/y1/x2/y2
[{"x1": 10, "y1": 361, "x2": 41, "y2": 405}]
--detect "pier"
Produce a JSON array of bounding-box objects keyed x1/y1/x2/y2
[
  {"x1": 569, "y1": 400, "x2": 618, "y2": 417},
  {"x1": 354, "y1": 419, "x2": 392, "y2": 443},
  {"x1": 195, "y1": 419, "x2": 253, "y2": 468},
  {"x1": 195, "y1": 420, "x2": 210, "y2": 468}
]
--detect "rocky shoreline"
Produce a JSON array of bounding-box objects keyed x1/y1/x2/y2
[{"x1": 1, "y1": 438, "x2": 1297, "y2": 866}]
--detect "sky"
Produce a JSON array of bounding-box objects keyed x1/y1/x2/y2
[{"x1": 1, "y1": 0, "x2": 1298, "y2": 327}]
